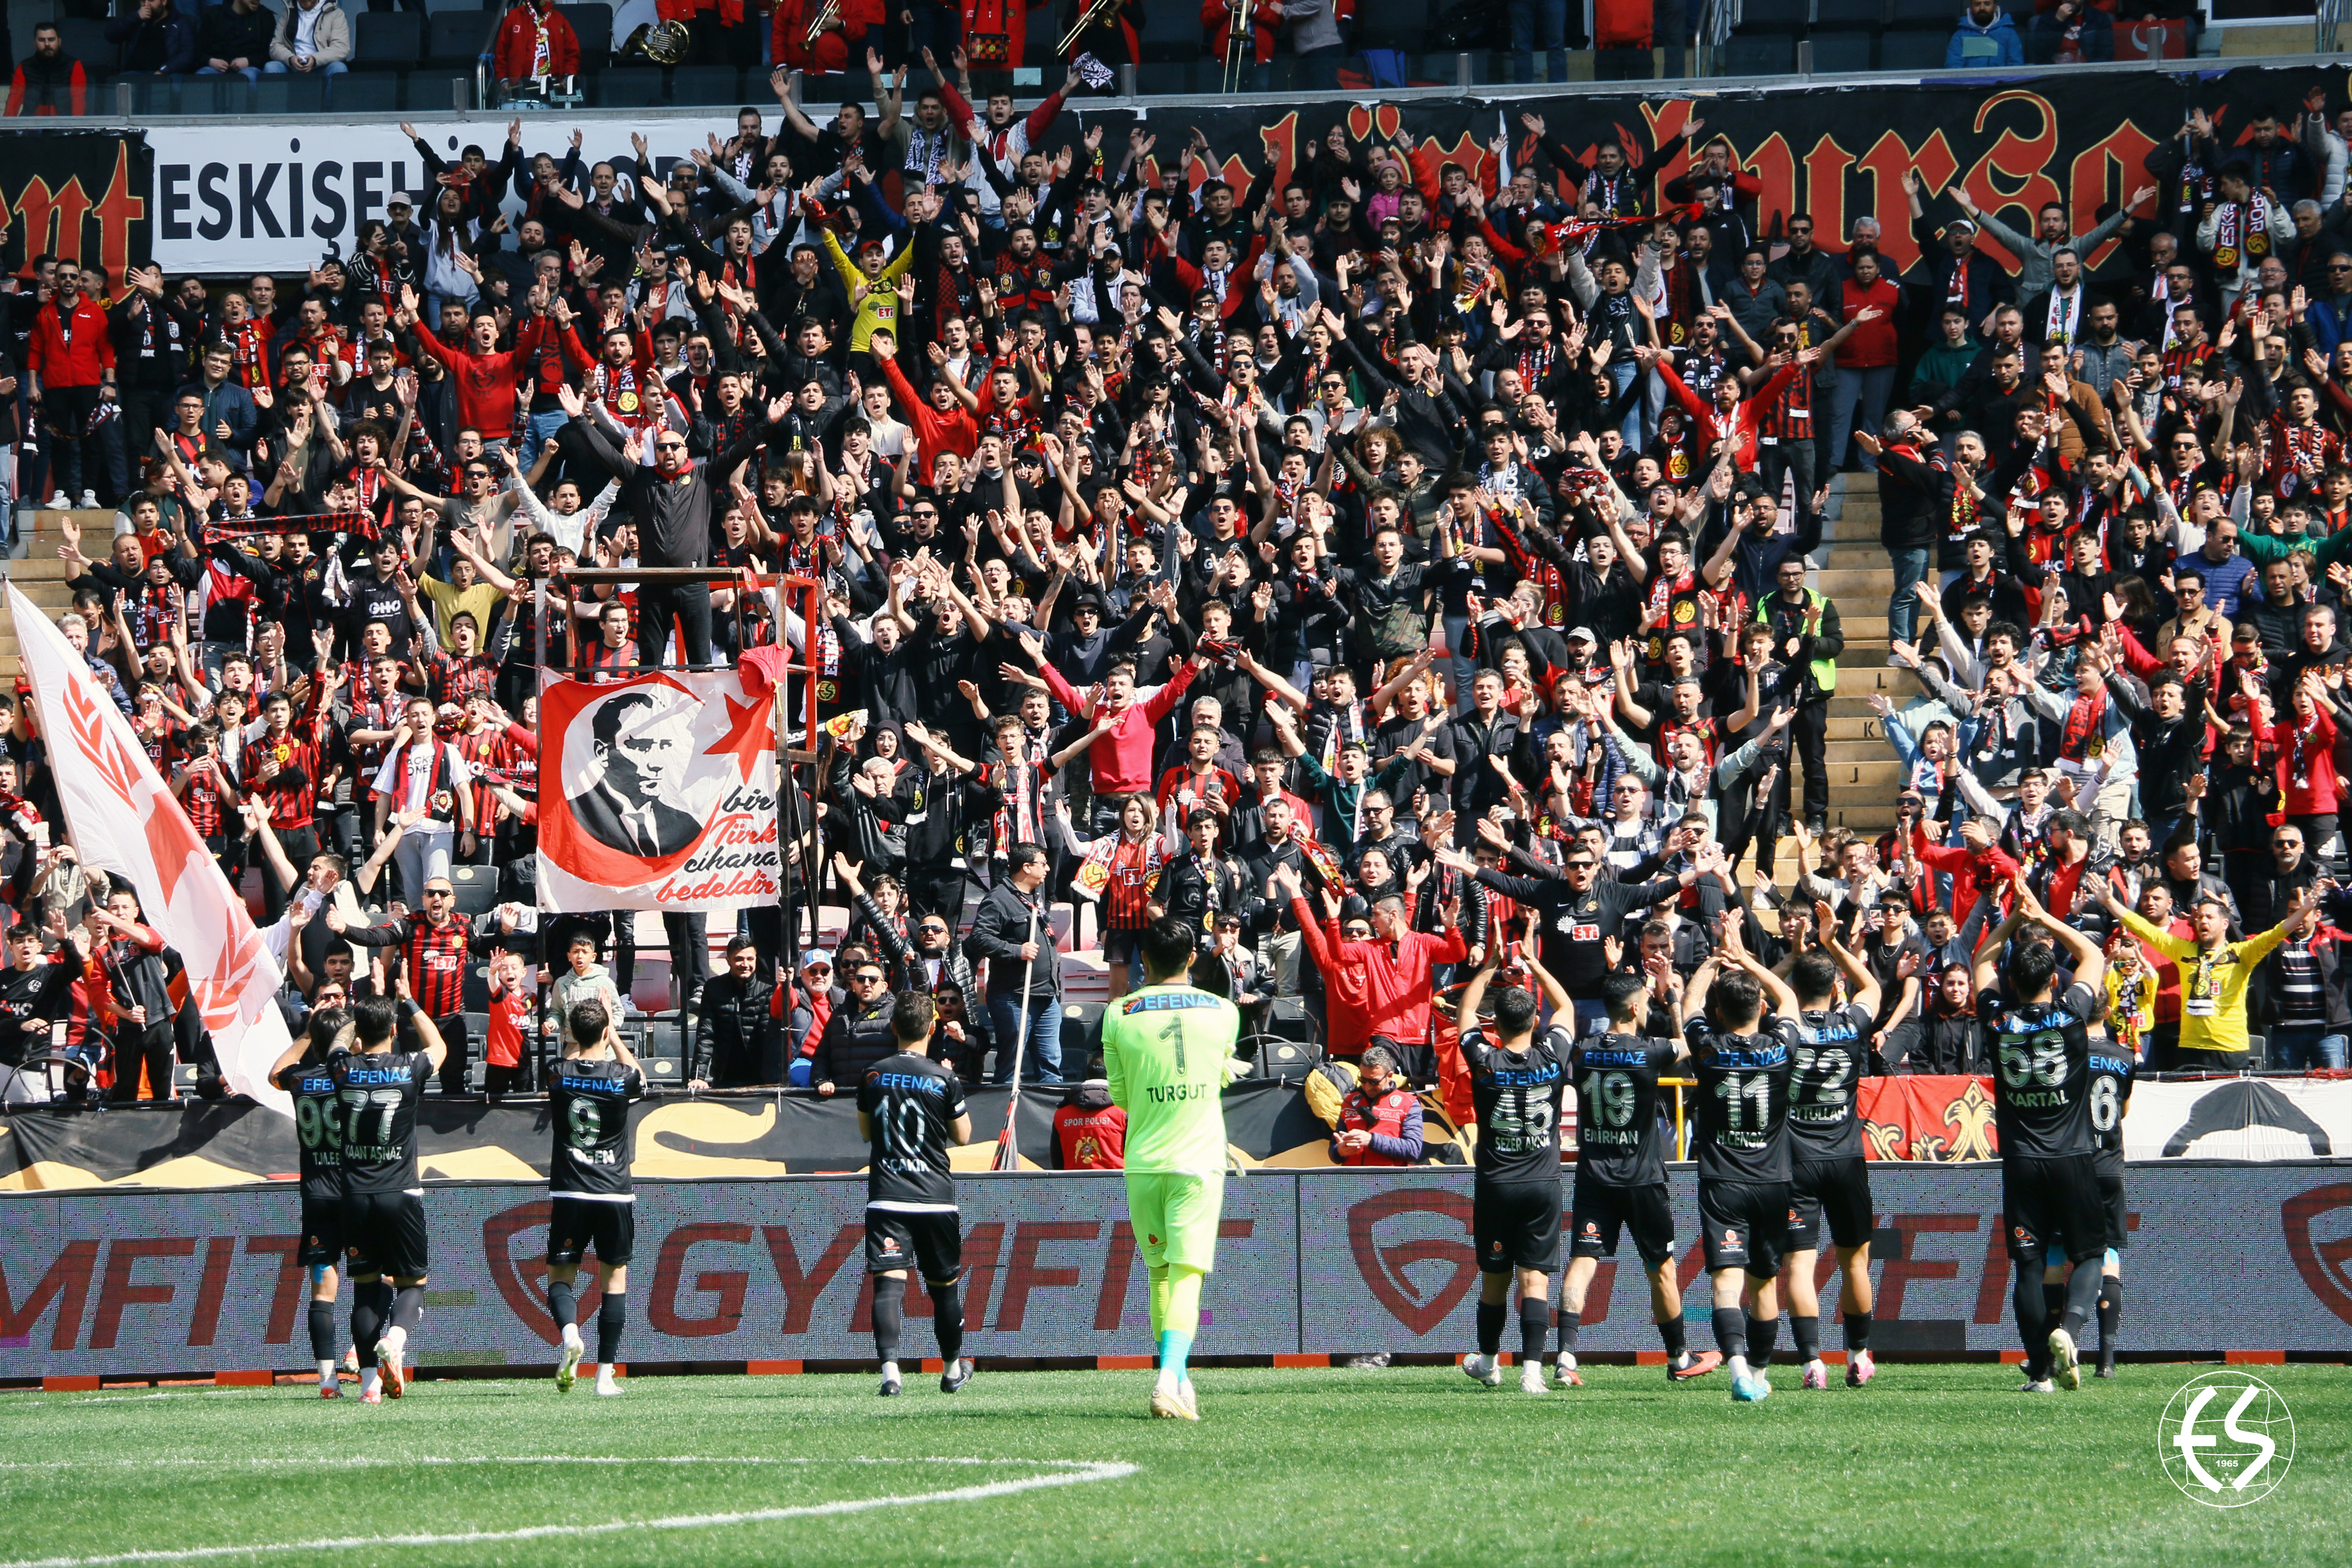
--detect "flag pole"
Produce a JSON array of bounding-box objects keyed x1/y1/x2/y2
[{"x1": 992, "y1": 898, "x2": 1042, "y2": 1171}]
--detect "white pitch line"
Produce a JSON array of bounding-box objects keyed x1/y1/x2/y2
[
  {"x1": 0, "y1": 1459, "x2": 1139, "y2": 1568},
  {"x1": 0, "y1": 1456, "x2": 1060, "y2": 1473}
]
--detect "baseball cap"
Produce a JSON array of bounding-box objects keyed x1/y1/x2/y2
[
  {"x1": 1565, "y1": 626, "x2": 1597, "y2": 645},
  {"x1": 803, "y1": 948, "x2": 834, "y2": 971},
  {"x1": 387, "y1": 193, "x2": 417, "y2": 210}
]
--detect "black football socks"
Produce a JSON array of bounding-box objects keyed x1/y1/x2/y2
[
  {"x1": 872, "y1": 1274, "x2": 907, "y2": 1363},
  {"x1": 307, "y1": 1299, "x2": 337, "y2": 1364},
  {"x1": 2095, "y1": 1276, "x2": 2122, "y2": 1355},
  {"x1": 1476, "y1": 1300, "x2": 1506, "y2": 1357},
  {"x1": 2064, "y1": 1258, "x2": 2103, "y2": 1338},
  {"x1": 547, "y1": 1278, "x2": 577, "y2": 1335},
  {"x1": 1657, "y1": 1314, "x2": 1688, "y2": 1362},
  {"x1": 1790, "y1": 1314, "x2": 1820, "y2": 1364},
  {"x1": 1556, "y1": 1315, "x2": 1581, "y2": 1359},
  {"x1": 1712, "y1": 1307, "x2": 1748, "y2": 1362},
  {"x1": 1748, "y1": 1313, "x2": 1779, "y2": 1372},
  {"x1": 2013, "y1": 1267, "x2": 2050, "y2": 1378},
  {"x1": 929, "y1": 1279, "x2": 966, "y2": 1365},
  {"x1": 351, "y1": 1287, "x2": 383, "y2": 1369},
  {"x1": 1844, "y1": 1310, "x2": 1871, "y2": 1355},
  {"x1": 1519, "y1": 1298, "x2": 1551, "y2": 1367},
  {"x1": 390, "y1": 1284, "x2": 426, "y2": 1337},
  {"x1": 596, "y1": 1294, "x2": 626, "y2": 1366}
]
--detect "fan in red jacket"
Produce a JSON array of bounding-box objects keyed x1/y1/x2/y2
[
  {"x1": 1284, "y1": 870, "x2": 1467, "y2": 1060},
  {"x1": 492, "y1": 0, "x2": 579, "y2": 88},
  {"x1": 25, "y1": 273, "x2": 115, "y2": 506}
]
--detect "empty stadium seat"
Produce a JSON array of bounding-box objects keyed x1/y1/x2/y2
[
  {"x1": 1880, "y1": 28, "x2": 1951, "y2": 67},
  {"x1": 599, "y1": 68, "x2": 667, "y2": 107},
  {"x1": 355, "y1": 10, "x2": 425, "y2": 70},
  {"x1": 1594, "y1": 46, "x2": 1655, "y2": 79},
  {"x1": 560, "y1": 2, "x2": 614, "y2": 67},
  {"x1": 666, "y1": 64, "x2": 742, "y2": 106},
  {"x1": 55, "y1": 18, "x2": 112, "y2": 77},
  {"x1": 1813, "y1": 0, "x2": 1886, "y2": 25},
  {"x1": 335, "y1": 70, "x2": 401, "y2": 111},
  {"x1": 448, "y1": 864, "x2": 500, "y2": 916},
  {"x1": 1724, "y1": 33, "x2": 1798, "y2": 74},
  {"x1": 1888, "y1": 0, "x2": 1954, "y2": 27},
  {"x1": 254, "y1": 74, "x2": 328, "y2": 113},
  {"x1": 427, "y1": 9, "x2": 495, "y2": 68},
  {"x1": 1733, "y1": 0, "x2": 1811, "y2": 32},
  {"x1": 1808, "y1": 29, "x2": 1877, "y2": 70}
]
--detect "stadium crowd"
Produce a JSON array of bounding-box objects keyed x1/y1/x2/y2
[{"x1": 4, "y1": 57, "x2": 2352, "y2": 1127}]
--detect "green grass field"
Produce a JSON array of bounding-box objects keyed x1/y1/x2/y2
[{"x1": 0, "y1": 1363, "x2": 2342, "y2": 1568}]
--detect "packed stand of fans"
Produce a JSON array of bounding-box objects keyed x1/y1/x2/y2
[{"x1": 3, "y1": 71, "x2": 2352, "y2": 1126}]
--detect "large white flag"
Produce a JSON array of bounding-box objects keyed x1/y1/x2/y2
[{"x1": 9, "y1": 584, "x2": 291, "y2": 1112}]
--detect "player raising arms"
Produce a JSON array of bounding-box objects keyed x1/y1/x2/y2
[
  {"x1": 328, "y1": 992, "x2": 447, "y2": 1402},
  {"x1": 269, "y1": 1006, "x2": 373, "y2": 1399},
  {"x1": 1103, "y1": 915, "x2": 1245, "y2": 1422},
  {"x1": 1779, "y1": 905, "x2": 1883, "y2": 1392},
  {"x1": 1972, "y1": 874, "x2": 2108, "y2": 1393},
  {"x1": 548, "y1": 998, "x2": 644, "y2": 1398},
  {"x1": 856, "y1": 991, "x2": 976, "y2": 1397},
  {"x1": 1561, "y1": 968, "x2": 1705, "y2": 1386},
  {"x1": 1449, "y1": 925, "x2": 1572, "y2": 1397},
  {"x1": 1680, "y1": 913, "x2": 1800, "y2": 1404}
]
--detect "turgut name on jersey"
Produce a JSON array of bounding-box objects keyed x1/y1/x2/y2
[
  {"x1": 870, "y1": 1072, "x2": 946, "y2": 1093},
  {"x1": 1145, "y1": 1081, "x2": 1214, "y2": 1103},
  {"x1": 2007, "y1": 1089, "x2": 2073, "y2": 1109}
]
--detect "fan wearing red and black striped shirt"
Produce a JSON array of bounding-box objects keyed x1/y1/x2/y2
[{"x1": 329, "y1": 882, "x2": 503, "y2": 1097}]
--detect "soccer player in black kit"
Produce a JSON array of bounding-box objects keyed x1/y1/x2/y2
[
  {"x1": 548, "y1": 998, "x2": 644, "y2": 1398},
  {"x1": 268, "y1": 1007, "x2": 375, "y2": 1399},
  {"x1": 1560, "y1": 969, "x2": 1707, "y2": 1385},
  {"x1": 1970, "y1": 876, "x2": 2108, "y2": 1393},
  {"x1": 2085, "y1": 1026, "x2": 2134, "y2": 1378},
  {"x1": 1779, "y1": 906, "x2": 1884, "y2": 1392},
  {"x1": 857, "y1": 991, "x2": 976, "y2": 1397},
  {"x1": 327, "y1": 992, "x2": 447, "y2": 1402},
  {"x1": 1680, "y1": 914, "x2": 1800, "y2": 1403},
  {"x1": 1449, "y1": 943, "x2": 1572, "y2": 1396}
]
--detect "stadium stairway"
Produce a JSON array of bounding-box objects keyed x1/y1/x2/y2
[{"x1": 0, "y1": 508, "x2": 103, "y2": 679}]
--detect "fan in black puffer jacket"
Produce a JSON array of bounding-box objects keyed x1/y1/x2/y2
[{"x1": 810, "y1": 988, "x2": 898, "y2": 1095}]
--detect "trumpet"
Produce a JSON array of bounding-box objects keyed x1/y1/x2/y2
[
  {"x1": 1221, "y1": 0, "x2": 1250, "y2": 95},
  {"x1": 805, "y1": 0, "x2": 839, "y2": 47},
  {"x1": 1058, "y1": 0, "x2": 1120, "y2": 57}
]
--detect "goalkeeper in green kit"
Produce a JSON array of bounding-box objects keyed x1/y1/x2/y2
[{"x1": 1102, "y1": 916, "x2": 1245, "y2": 1421}]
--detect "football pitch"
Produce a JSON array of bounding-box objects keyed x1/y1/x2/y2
[{"x1": 0, "y1": 1364, "x2": 2341, "y2": 1568}]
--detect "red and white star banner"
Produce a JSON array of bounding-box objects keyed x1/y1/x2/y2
[
  {"x1": 9, "y1": 584, "x2": 293, "y2": 1112},
  {"x1": 537, "y1": 670, "x2": 781, "y2": 914}
]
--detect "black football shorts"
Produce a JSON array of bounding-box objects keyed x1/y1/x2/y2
[
  {"x1": 1569, "y1": 1175, "x2": 1676, "y2": 1267},
  {"x1": 1473, "y1": 1179, "x2": 1563, "y2": 1274},
  {"x1": 1699, "y1": 1179, "x2": 1790, "y2": 1277},
  {"x1": 865, "y1": 1207, "x2": 964, "y2": 1280},
  {"x1": 548, "y1": 1196, "x2": 637, "y2": 1268},
  {"x1": 1785, "y1": 1156, "x2": 1875, "y2": 1252}
]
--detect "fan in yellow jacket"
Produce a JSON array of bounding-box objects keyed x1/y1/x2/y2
[
  {"x1": 2103, "y1": 880, "x2": 2313, "y2": 1065},
  {"x1": 819, "y1": 226, "x2": 915, "y2": 357}
]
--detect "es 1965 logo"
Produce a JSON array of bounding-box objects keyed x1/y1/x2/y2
[{"x1": 2159, "y1": 1372, "x2": 2294, "y2": 1508}]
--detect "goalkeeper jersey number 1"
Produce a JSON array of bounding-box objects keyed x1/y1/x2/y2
[{"x1": 1102, "y1": 985, "x2": 1241, "y2": 1174}]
